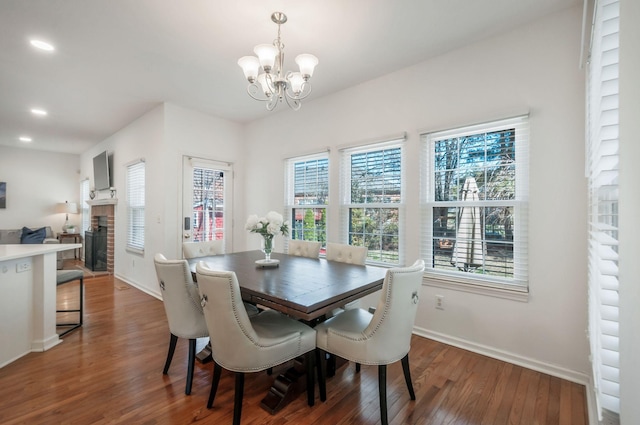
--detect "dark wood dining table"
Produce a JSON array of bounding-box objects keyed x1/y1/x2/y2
[
  {"x1": 188, "y1": 250, "x2": 388, "y2": 323},
  {"x1": 188, "y1": 250, "x2": 389, "y2": 413}
]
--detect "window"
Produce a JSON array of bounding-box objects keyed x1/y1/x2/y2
[
  {"x1": 340, "y1": 138, "x2": 404, "y2": 265},
  {"x1": 126, "y1": 160, "x2": 145, "y2": 253},
  {"x1": 587, "y1": 0, "x2": 620, "y2": 416},
  {"x1": 285, "y1": 153, "x2": 328, "y2": 250},
  {"x1": 421, "y1": 116, "x2": 529, "y2": 291}
]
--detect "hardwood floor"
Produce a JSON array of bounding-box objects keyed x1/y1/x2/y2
[{"x1": 0, "y1": 274, "x2": 588, "y2": 424}]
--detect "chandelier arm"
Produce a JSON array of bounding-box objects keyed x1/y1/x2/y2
[
  {"x1": 247, "y1": 83, "x2": 271, "y2": 102},
  {"x1": 266, "y1": 97, "x2": 279, "y2": 111},
  {"x1": 284, "y1": 81, "x2": 312, "y2": 101},
  {"x1": 283, "y1": 94, "x2": 302, "y2": 111},
  {"x1": 264, "y1": 73, "x2": 279, "y2": 97}
]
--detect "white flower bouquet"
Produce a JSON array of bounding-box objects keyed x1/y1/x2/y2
[
  {"x1": 245, "y1": 211, "x2": 290, "y2": 238},
  {"x1": 245, "y1": 211, "x2": 289, "y2": 262}
]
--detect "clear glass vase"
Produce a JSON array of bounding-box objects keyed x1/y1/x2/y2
[{"x1": 262, "y1": 235, "x2": 274, "y2": 262}]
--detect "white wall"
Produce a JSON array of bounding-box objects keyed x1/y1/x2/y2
[
  {"x1": 163, "y1": 103, "x2": 245, "y2": 255},
  {"x1": 243, "y1": 7, "x2": 589, "y2": 380},
  {"x1": 79, "y1": 103, "x2": 244, "y2": 297},
  {"x1": 80, "y1": 104, "x2": 166, "y2": 294},
  {"x1": 0, "y1": 146, "x2": 80, "y2": 232},
  {"x1": 618, "y1": 0, "x2": 640, "y2": 422}
]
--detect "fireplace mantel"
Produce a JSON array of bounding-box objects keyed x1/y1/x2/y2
[{"x1": 87, "y1": 198, "x2": 118, "y2": 206}]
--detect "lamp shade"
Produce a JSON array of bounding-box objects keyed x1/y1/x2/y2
[
  {"x1": 253, "y1": 44, "x2": 278, "y2": 71},
  {"x1": 238, "y1": 56, "x2": 260, "y2": 82},
  {"x1": 288, "y1": 72, "x2": 304, "y2": 94},
  {"x1": 57, "y1": 201, "x2": 78, "y2": 214},
  {"x1": 295, "y1": 54, "x2": 318, "y2": 79}
]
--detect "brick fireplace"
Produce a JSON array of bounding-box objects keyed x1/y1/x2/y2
[{"x1": 86, "y1": 199, "x2": 116, "y2": 274}]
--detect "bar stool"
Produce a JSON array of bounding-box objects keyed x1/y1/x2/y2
[{"x1": 56, "y1": 269, "x2": 84, "y2": 337}]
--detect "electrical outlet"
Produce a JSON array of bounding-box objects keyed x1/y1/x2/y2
[
  {"x1": 16, "y1": 261, "x2": 31, "y2": 273},
  {"x1": 435, "y1": 295, "x2": 444, "y2": 310}
]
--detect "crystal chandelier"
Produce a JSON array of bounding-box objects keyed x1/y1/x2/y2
[{"x1": 238, "y1": 12, "x2": 318, "y2": 111}]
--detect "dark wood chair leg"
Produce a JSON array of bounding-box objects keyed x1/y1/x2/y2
[
  {"x1": 185, "y1": 338, "x2": 196, "y2": 395},
  {"x1": 207, "y1": 362, "x2": 222, "y2": 408},
  {"x1": 401, "y1": 354, "x2": 416, "y2": 400},
  {"x1": 327, "y1": 353, "x2": 336, "y2": 377},
  {"x1": 356, "y1": 363, "x2": 361, "y2": 373},
  {"x1": 305, "y1": 350, "x2": 315, "y2": 406},
  {"x1": 316, "y1": 349, "x2": 327, "y2": 402},
  {"x1": 233, "y1": 372, "x2": 245, "y2": 425},
  {"x1": 379, "y1": 364, "x2": 388, "y2": 425},
  {"x1": 163, "y1": 334, "x2": 178, "y2": 374}
]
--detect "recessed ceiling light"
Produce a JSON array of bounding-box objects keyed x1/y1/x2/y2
[
  {"x1": 19, "y1": 136, "x2": 33, "y2": 142},
  {"x1": 30, "y1": 39, "x2": 55, "y2": 51},
  {"x1": 31, "y1": 108, "x2": 48, "y2": 116}
]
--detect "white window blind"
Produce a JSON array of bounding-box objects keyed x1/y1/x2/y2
[
  {"x1": 80, "y1": 179, "x2": 90, "y2": 238},
  {"x1": 340, "y1": 138, "x2": 405, "y2": 265},
  {"x1": 284, "y1": 153, "x2": 329, "y2": 250},
  {"x1": 587, "y1": 0, "x2": 620, "y2": 416},
  {"x1": 421, "y1": 116, "x2": 529, "y2": 291},
  {"x1": 127, "y1": 161, "x2": 145, "y2": 252}
]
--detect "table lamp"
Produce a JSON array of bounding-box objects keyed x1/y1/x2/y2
[{"x1": 57, "y1": 201, "x2": 79, "y2": 233}]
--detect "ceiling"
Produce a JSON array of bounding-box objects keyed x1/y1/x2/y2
[{"x1": 0, "y1": 0, "x2": 579, "y2": 155}]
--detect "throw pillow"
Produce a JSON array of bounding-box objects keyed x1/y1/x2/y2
[{"x1": 20, "y1": 226, "x2": 47, "y2": 244}]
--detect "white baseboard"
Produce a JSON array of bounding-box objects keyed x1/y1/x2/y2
[
  {"x1": 413, "y1": 326, "x2": 590, "y2": 386},
  {"x1": 414, "y1": 326, "x2": 602, "y2": 424},
  {"x1": 113, "y1": 273, "x2": 161, "y2": 300}
]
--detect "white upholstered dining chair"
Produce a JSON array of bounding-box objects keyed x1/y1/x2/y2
[
  {"x1": 182, "y1": 240, "x2": 224, "y2": 259},
  {"x1": 153, "y1": 253, "x2": 209, "y2": 395},
  {"x1": 195, "y1": 262, "x2": 317, "y2": 425},
  {"x1": 287, "y1": 239, "x2": 322, "y2": 258},
  {"x1": 314, "y1": 259, "x2": 425, "y2": 425},
  {"x1": 325, "y1": 242, "x2": 367, "y2": 265},
  {"x1": 325, "y1": 242, "x2": 368, "y2": 314}
]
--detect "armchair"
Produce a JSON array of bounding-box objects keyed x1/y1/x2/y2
[
  {"x1": 314, "y1": 259, "x2": 425, "y2": 425},
  {"x1": 195, "y1": 262, "x2": 317, "y2": 425}
]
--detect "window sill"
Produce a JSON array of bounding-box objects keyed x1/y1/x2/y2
[
  {"x1": 423, "y1": 272, "x2": 529, "y2": 302},
  {"x1": 126, "y1": 247, "x2": 144, "y2": 256}
]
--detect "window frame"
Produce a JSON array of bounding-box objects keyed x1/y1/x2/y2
[
  {"x1": 587, "y1": 0, "x2": 621, "y2": 415},
  {"x1": 421, "y1": 116, "x2": 529, "y2": 300},
  {"x1": 126, "y1": 160, "x2": 145, "y2": 254},
  {"x1": 339, "y1": 138, "x2": 405, "y2": 266},
  {"x1": 284, "y1": 152, "x2": 329, "y2": 252}
]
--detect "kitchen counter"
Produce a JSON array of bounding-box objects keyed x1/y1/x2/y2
[{"x1": 0, "y1": 243, "x2": 82, "y2": 367}]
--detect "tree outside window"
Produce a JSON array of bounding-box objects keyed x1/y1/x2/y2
[
  {"x1": 342, "y1": 141, "x2": 403, "y2": 265},
  {"x1": 423, "y1": 116, "x2": 528, "y2": 287},
  {"x1": 285, "y1": 154, "x2": 328, "y2": 251}
]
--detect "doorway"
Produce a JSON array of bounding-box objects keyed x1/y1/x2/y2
[{"x1": 182, "y1": 156, "x2": 233, "y2": 255}]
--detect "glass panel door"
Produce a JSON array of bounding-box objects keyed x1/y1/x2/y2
[{"x1": 182, "y1": 157, "x2": 233, "y2": 254}]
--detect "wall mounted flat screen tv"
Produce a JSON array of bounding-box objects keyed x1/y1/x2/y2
[{"x1": 93, "y1": 151, "x2": 111, "y2": 190}]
